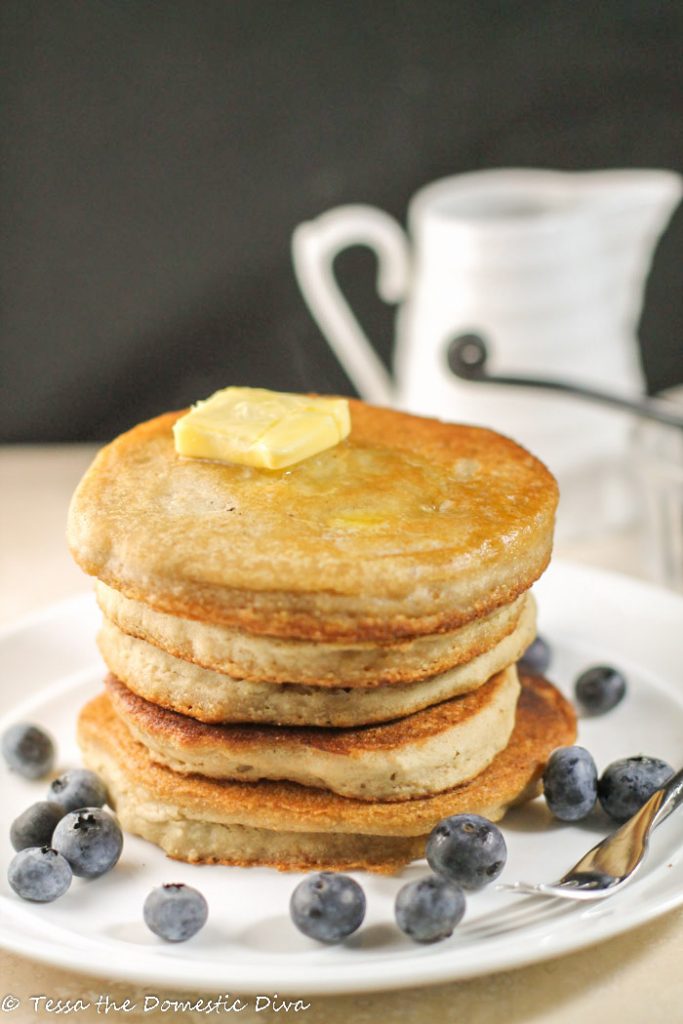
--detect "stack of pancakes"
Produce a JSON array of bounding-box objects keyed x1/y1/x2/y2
[{"x1": 68, "y1": 400, "x2": 576, "y2": 873}]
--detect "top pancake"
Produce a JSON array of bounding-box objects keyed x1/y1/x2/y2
[{"x1": 68, "y1": 400, "x2": 558, "y2": 641}]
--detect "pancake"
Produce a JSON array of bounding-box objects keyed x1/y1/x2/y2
[
  {"x1": 97, "y1": 596, "x2": 536, "y2": 726},
  {"x1": 78, "y1": 674, "x2": 576, "y2": 873},
  {"x1": 96, "y1": 581, "x2": 529, "y2": 687},
  {"x1": 68, "y1": 401, "x2": 558, "y2": 641},
  {"x1": 105, "y1": 666, "x2": 520, "y2": 800}
]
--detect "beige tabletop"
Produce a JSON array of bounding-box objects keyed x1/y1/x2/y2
[{"x1": 1, "y1": 444, "x2": 682, "y2": 1024}]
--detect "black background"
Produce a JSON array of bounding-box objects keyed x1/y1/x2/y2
[{"x1": 2, "y1": 0, "x2": 682, "y2": 442}]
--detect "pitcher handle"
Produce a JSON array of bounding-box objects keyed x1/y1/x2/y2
[{"x1": 291, "y1": 205, "x2": 410, "y2": 405}]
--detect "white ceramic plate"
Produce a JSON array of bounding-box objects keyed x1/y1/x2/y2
[{"x1": 1, "y1": 561, "x2": 682, "y2": 995}]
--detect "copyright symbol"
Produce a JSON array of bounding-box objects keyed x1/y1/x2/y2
[{"x1": 1, "y1": 995, "x2": 20, "y2": 1013}]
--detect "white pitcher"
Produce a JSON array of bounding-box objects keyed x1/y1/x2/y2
[{"x1": 292, "y1": 168, "x2": 682, "y2": 538}]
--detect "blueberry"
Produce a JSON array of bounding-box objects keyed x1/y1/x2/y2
[
  {"x1": 143, "y1": 883, "x2": 208, "y2": 942},
  {"x1": 2, "y1": 723, "x2": 55, "y2": 779},
  {"x1": 47, "y1": 769, "x2": 108, "y2": 812},
  {"x1": 543, "y1": 746, "x2": 598, "y2": 821},
  {"x1": 574, "y1": 665, "x2": 627, "y2": 715},
  {"x1": 598, "y1": 756, "x2": 674, "y2": 823},
  {"x1": 51, "y1": 807, "x2": 123, "y2": 878},
  {"x1": 518, "y1": 635, "x2": 551, "y2": 676},
  {"x1": 8, "y1": 846, "x2": 72, "y2": 902},
  {"x1": 426, "y1": 813, "x2": 507, "y2": 890},
  {"x1": 395, "y1": 874, "x2": 466, "y2": 943},
  {"x1": 289, "y1": 872, "x2": 366, "y2": 943},
  {"x1": 10, "y1": 801, "x2": 66, "y2": 852}
]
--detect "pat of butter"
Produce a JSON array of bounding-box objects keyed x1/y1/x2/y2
[{"x1": 173, "y1": 387, "x2": 351, "y2": 469}]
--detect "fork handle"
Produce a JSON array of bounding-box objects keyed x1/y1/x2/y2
[{"x1": 651, "y1": 767, "x2": 683, "y2": 830}]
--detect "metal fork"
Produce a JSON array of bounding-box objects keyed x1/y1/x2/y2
[{"x1": 498, "y1": 767, "x2": 683, "y2": 900}]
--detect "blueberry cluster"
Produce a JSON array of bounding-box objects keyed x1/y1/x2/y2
[
  {"x1": 3, "y1": 722, "x2": 211, "y2": 942},
  {"x1": 289, "y1": 813, "x2": 507, "y2": 945},
  {"x1": 543, "y1": 747, "x2": 674, "y2": 824},
  {"x1": 518, "y1": 639, "x2": 675, "y2": 824},
  {"x1": 4, "y1": 723, "x2": 123, "y2": 904}
]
